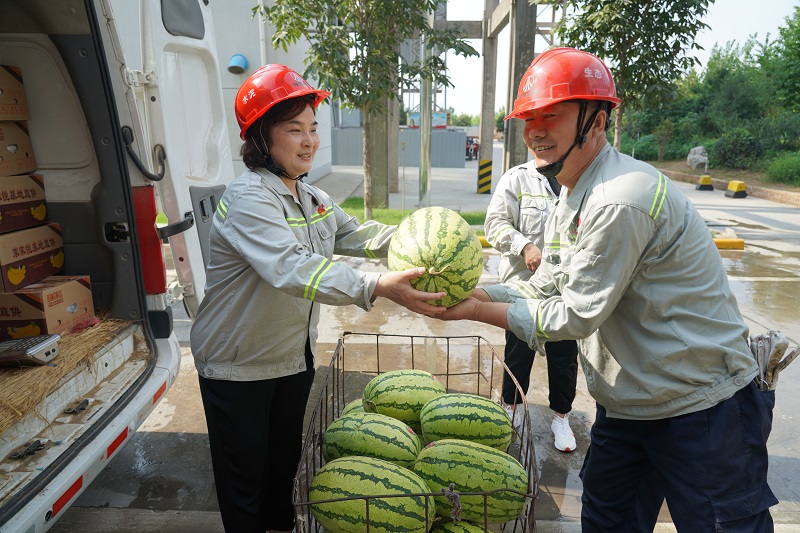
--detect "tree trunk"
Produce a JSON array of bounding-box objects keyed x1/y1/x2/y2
[
  {"x1": 613, "y1": 103, "x2": 624, "y2": 151},
  {"x1": 366, "y1": 103, "x2": 390, "y2": 209},
  {"x1": 362, "y1": 105, "x2": 373, "y2": 221}
]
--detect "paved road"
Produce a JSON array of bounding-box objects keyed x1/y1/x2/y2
[{"x1": 49, "y1": 156, "x2": 800, "y2": 532}]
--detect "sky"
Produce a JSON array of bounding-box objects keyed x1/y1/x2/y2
[{"x1": 436, "y1": 0, "x2": 798, "y2": 116}]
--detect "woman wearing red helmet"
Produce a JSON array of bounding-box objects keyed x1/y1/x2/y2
[
  {"x1": 427, "y1": 48, "x2": 777, "y2": 532},
  {"x1": 190, "y1": 65, "x2": 444, "y2": 533}
]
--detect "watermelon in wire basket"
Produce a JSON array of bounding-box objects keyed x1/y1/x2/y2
[{"x1": 292, "y1": 332, "x2": 539, "y2": 532}]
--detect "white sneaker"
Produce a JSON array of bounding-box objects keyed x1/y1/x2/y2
[
  {"x1": 551, "y1": 414, "x2": 576, "y2": 452},
  {"x1": 503, "y1": 403, "x2": 524, "y2": 432}
]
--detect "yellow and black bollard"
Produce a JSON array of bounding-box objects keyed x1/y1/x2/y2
[
  {"x1": 478, "y1": 159, "x2": 492, "y2": 194},
  {"x1": 696, "y1": 175, "x2": 713, "y2": 191},
  {"x1": 725, "y1": 180, "x2": 747, "y2": 198}
]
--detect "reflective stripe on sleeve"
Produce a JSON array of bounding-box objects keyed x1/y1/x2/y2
[
  {"x1": 217, "y1": 199, "x2": 228, "y2": 220},
  {"x1": 649, "y1": 172, "x2": 668, "y2": 219},
  {"x1": 304, "y1": 258, "x2": 334, "y2": 301}
]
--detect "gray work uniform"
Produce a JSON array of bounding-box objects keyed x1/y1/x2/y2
[
  {"x1": 484, "y1": 163, "x2": 558, "y2": 284},
  {"x1": 190, "y1": 168, "x2": 393, "y2": 382},
  {"x1": 485, "y1": 144, "x2": 757, "y2": 420}
]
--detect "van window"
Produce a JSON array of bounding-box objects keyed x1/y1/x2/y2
[{"x1": 162, "y1": 0, "x2": 205, "y2": 39}]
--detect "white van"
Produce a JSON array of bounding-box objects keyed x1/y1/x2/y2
[{"x1": 0, "y1": 0, "x2": 232, "y2": 530}]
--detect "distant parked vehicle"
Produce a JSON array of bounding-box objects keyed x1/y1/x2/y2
[{"x1": 466, "y1": 136, "x2": 480, "y2": 161}]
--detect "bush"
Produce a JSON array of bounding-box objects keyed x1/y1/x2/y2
[
  {"x1": 766, "y1": 152, "x2": 800, "y2": 186},
  {"x1": 712, "y1": 128, "x2": 762, "y2": 169},
  {"x1": 629, "y1": 134, "x2": 658, "y2": 161},
  {"x1": 750, "y1": 111, "x2": 800, "y2": 153}
]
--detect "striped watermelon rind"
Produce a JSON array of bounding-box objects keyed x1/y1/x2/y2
[
  {"x1": 362, "y1": 369, "x2": 447, "y2": 433},
  {"x1": 388, "y1": 206, "x2": 484, "y2": 308},
  {"x1": 429, "y1": 519, "x2": 489, "y2": 532},
  {"x1": 309, "y1": 456, "x2": 436, "y2": 532},
  {"x1": 322, "y1": 411, "x2": 422, "y2": 467},
  {"x1": 340, "y1": 398, "x2": 365, "y2": 417},
  {"x1": 420, "y1": 393, "x2": 513, "y2": 450},
  {"x1": 411, "y1": 439, "x2": 529, "y2": 523}
]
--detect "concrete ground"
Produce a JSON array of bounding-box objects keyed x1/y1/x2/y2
[{"x1": 50, "y1": 149, "x2": 800, "y2": 532}]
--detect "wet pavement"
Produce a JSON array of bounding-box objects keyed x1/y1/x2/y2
[{"x1": 49, "y1": 151, "x2": 800, "y2": 532}]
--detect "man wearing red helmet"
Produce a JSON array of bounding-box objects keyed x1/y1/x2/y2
[
  {"x1": 190, "y1": 64, "x2": 445, "y2": 533},
  {"x1": 428, "y1": 48, "x2": 777, "y2": 531}
]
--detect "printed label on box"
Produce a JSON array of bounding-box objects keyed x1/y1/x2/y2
[
  {"x1": 0, "y1": 174, "x2": 47, "y2": 234},
  {"x1": 0, "y1": 275, "x2": 95, "y2": 340},
  {"x1": 0, "y1": 224, "x2": 63, "y2": 292},
  {"x1": 0, "y1": 66, "x2": 29, "y2": 121}
]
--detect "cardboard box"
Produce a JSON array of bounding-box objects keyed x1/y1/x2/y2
[
  {"x1": 0, "y1": 121, "x2": 37, "y2": 177},
  {"x1": 0, "y1": 66, "x2": 29, "y2": 121},
  {"x1": 0, "y1": 174, "x2": 47, "y2": 234},
  {"x1": 0, "y1": 223, "x2": 63, "y2": 292},
  {"x1": 0, "y1": 276, "x2": 95, "y2": 341}
]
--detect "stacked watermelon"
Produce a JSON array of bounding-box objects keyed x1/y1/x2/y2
[
  {"x1": 420, "y1": 393, "x2": 513, "y2": 449},
  {"x1": 308, "y1": 369, "x2": 530, "y2": 531},
  {"x1": 361, "y1": 369, "x2": 447, "y2": 433},
  {"x1": 388, "y1": 206, "x2": 484, "y2": 308},
  {"x1": 322, "y1": 411, "x2": 421, "y2": 467},
  {"x1": 412, "y1": 439, "x2": 528, "y2": 523},
  {"x1": 309, "y1": 456, "x2": 435, "y2": 533}
]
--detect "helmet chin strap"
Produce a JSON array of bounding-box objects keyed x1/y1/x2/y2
[
  {"x1": 255, "y1": 124, "x2": 308, "y2": 181},
  {"x1": 536, "y1": 101, "x2": 603, "y2": 179},
  {"x1": 264, "y1": 155, "x2": 307, "y2": 181}
]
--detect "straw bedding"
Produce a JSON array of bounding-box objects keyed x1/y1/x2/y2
[{"x1": 0, "y1": 316, "x2": 148, "y2": 435}]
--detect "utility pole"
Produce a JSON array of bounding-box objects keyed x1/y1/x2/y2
[
  {"x1": 477, "y1": 0, "x2": 499, "y2": 194},
  {"x1": 503, "y1": 0, "x2": 537, "y2": 173}
]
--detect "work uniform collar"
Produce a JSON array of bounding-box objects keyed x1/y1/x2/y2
[{"x1": 554, "y1": 143, "x2": 613, "y2": 237}]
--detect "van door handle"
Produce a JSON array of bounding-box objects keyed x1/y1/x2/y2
[
  {"x1": 121, "y1": 126, "x2": 166, "y2": 181},
  {"x1": 157, "y1": 212, "x2": 194, "y2": 240}
]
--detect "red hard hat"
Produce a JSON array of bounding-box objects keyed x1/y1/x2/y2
[
  {"x1": 505, "y1": 47, "x2": 621, "y2": 121},
  {"x1": 235, "y1": 64, "x2": 331, "y2": 140}
]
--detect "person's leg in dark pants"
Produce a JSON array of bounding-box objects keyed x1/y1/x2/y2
[
  {"x1": 199, "y1": 376, "x2": 272, "y2": 533},
  {"x1": 265, "y1": 346, "x2": 316, "y2": 531},
  {"x1": 199, "y1": 344, "x2": 315, "y2": 533},
  {"x1": 501, "y1": 329, "x2": 535, "y2": 405},
  {"x1": 580, "y1": 404, "x2": 661, "y2": 533},
  {"x1": 582, "y1": 384, "x2": 777, "y2": 532},
  {"x1": 643, "y1": 383, "x2": 777, "y2": 532},
  {"x1": 543, "y1": 339, "x2": 578, "y2": 415}
]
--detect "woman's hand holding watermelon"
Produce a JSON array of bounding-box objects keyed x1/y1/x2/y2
[{"x1": 374, "y1": 267, "x2": 447, "y2": 315}]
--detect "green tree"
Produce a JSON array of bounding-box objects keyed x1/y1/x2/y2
[
  {"x1": 451, "y1": 112, "x2": 477, "y2": 126},
  {"x1": 494, "y1": 107, "x2": 506, "y2": 134},
  {"x1": 763, "y1": 6, "x2": 800, "y2": 112},
  {"x1": 652, "y1": 119, "x2": 674, "y2": 161},
  {"x1": 555, "y1": 0, "x2": 711, "y2": 150},
  {"x1": 260, "y1": 0, "x2": 477, "y2": 219}
]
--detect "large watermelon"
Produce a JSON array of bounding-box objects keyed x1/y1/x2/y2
[
  {"x1": 420, "y1": 393, "x2": 513, "y2": 450},
  {"x1": 309, "y1": 456, "x2": 436, "y2": 532},
  {"x1": 362, "y1": 369, "x2": 447, "y2": 433},
  {"x1": 411, "y1": 439, "x2": 529, "y2": 523},
  {"x1": 322, "y1": 411, "x2": 422, "y2": 467},
  {"x1": 388, "y1": 206, "x2": 484, "y2": 308}
]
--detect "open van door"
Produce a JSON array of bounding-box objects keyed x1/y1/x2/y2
[{"x1": 110, "y1": 0, "x2": 233, "y2": 317}]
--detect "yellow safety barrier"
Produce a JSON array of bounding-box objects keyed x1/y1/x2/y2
[
  {"x1": 725, "y1": 180, "x2": 747, "y2": 198},
  {"x1": 696, "y1": 175, "x2": 713, "y2": 191},
  {"x1": 714, "y1": 238, "x2": 745, "y2": 250},
  {"x1": 478, "y1": 159, "x2": 492, "y2": 194}
]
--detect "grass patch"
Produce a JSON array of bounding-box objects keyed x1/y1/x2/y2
[{"x1": 339, "y1": 197, "x2": 486, "y2": 234}]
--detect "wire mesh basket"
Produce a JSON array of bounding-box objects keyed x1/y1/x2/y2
[{"x1": 293, "y1": 332, "x2": 539, "y2": 532}]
